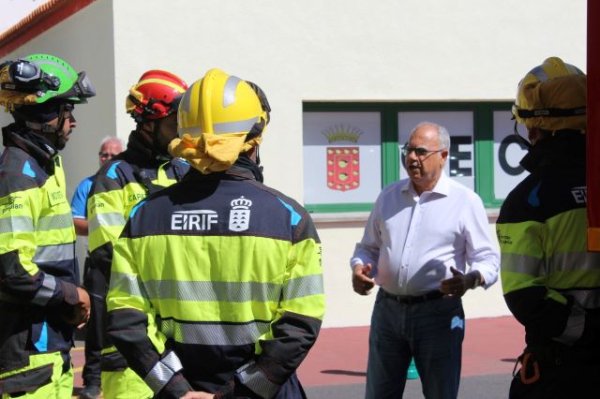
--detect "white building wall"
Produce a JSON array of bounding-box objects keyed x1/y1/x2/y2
[{"x1": 0, "y1": 0, "x2": 587, "y2": 327}]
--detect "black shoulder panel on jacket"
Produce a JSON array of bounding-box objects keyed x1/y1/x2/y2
[
  {"x1": 0, "y1": 147, "x2": 47, "y2": 197},
  {"x1": 123, "y1": 176, "x2": 319, "y2": 244},
  {"x1": 498, "y1": 164, "x2": 586, "y2": 224}
]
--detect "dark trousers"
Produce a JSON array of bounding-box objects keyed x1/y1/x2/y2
[
  {"x1": 81, "y1": 256, "x2": 106, "y2": 387},
  {"x1": 510, "y1": 312, "x2": 600, "y2": 399},
  {"x1": 510, "y1": 347, "x2": 600, "y2": 399},
  {"x1": 366, "y1": 289, "x2": 465, "y2": 399}
]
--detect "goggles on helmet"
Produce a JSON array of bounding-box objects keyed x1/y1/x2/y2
[
  {"x1": 0, "y1": 59, "x2": 95, "y2": 103},
  {"x1": 0, "y1": 59, "x2": 60, "y2": 94},
  {"x1": 54, "y1": 71, "x2": 96, "y2": 102}
]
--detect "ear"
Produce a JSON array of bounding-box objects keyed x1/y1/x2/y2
[{"x1": 440, "y1": 148, "x2": 449, "y2": 161}]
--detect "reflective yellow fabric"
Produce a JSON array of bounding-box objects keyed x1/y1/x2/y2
[
  {"x1": 498, "y1": 209, "x2": 600, "y2": 301},
  {"x1": 108, "y1": 233, "x2": 324, "y2": 354},
  {"x1": 101, "y1": 368, "x2": 153, "y2": 399},
  {"x1": 87, "y1": 163, "x2": 176, "y2": 252},
  {"x1": 0, "y1": 156, "x2": 74, "y2": 276},
  {"x1": 0, "y1": 352, "x2": 72, "y2": 399}
]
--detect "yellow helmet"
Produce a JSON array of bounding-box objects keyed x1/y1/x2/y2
[
  {"x1": 512, "y1": 57, "x2": 586, "y2": 131},
  {"x1": 170, "y1": 68, "x2": 270, "y2": 174}
]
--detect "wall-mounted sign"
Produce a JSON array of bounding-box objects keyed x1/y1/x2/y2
[{"x1": 303, "y1": 112, "x2": 381, "y2": 205}]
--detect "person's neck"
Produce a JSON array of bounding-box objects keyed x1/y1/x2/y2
[{"x1": 411, "y1": 179, "x2": 438, "y2": 196}]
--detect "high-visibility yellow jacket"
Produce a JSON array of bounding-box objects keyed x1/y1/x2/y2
[
  {"x1": 87, "y1": 143, "x2": 189, "y2": 370},
  {"x1": 0, "y1": 127, "x2": 81, "y2": 384},
  {"x1": 497, "y1": 133, "x2": 600, "y2": 347},
  {"x1": 106, "y1": 167, "x2": 325, "y2": 399}
]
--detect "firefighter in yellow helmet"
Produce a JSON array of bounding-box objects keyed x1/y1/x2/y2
[
  {"x1": 106, "y1": 69, "x2": 325, "y2": 398},
  {"x1": 85, "y1": 70, "x2": 189, "y2": 399},
  {"x1": 0, "y1": 54, "x2": 93, "y2": 397},
  {"x1": 497, "y1": 57, "x2": 600, "y2": 398}
]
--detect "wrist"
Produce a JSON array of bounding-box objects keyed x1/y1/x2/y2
[{"x1": 468, "y1": 271, "x2": 482, "y2": 289}]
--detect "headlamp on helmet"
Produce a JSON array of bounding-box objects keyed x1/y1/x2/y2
[{"x1": 0, "y1": 54, "x2": 95, "y2": 112}]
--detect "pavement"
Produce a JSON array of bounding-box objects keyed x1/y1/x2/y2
[{"x1": 71, "y1": 315, "x2": 524, "y2": 398}]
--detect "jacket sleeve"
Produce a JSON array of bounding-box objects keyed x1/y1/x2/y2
[
  {"x1": 0, "y1": 180, "x2": 79, "y2": 307},
  {"x1": 496, "y1": 219, "x2": 572, "y2": 345},
  {"x1": 87, "y1": 169, "x2": 128, "y2": 285},
  {"x1": 106, "y1": 227, "x2": 193, "y2": 399},
  {"x1": 226, "y1": 210, "x2": 325, "y2": 399}
]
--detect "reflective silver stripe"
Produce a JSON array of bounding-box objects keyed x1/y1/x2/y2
[
  {"x1": 37, "y1": 213, "x2": 72, "y2": 231},
  {"x1": 236, "y1": 360, "x2": 279, "y2": 398},
  {"x1": 31, "y1": 274, "x2": 56, "y2": 306},
  {"x1": 0, "y1": 216, "x2": 34, "y2": 233},
  {"x1": 213, "y1": 117, "x2": 257, "y2": 134},
  {"x1": 529, "y1": 65, "x2": 549, "y2": 82},
  {"x1": 33, "y1": 243, "x2": 75, "y2": 263},
  {"x1": 89, "y1": 212, "x2": 126, "y2": 230},
  {"x1": 36, "y1": 58, "x2": 74, "y2": 82},
  {"x1": 560, "y1": 289, "x2": 600, "y2": 309},
  {"x1": 160, "y1": 319, "x2": 269, "y2": 346},
  {"x1": 180, "y1": 90, "x2": 191, "y2": 115},
  {"x1": 109, "y1": 271, "x2": 145, "y2": 298},
  {"x1": 223, "y1": 75, "x2": 241, "y2": 107},
  {"x1": 179, "y1": 117, "x2": 259, "y2": 135},
  {"x1": 143, "y1": 280, "x2": 282, "y2": 303},
  {"x1": 144, "y1": 351, "x2": 183, "y2": 394},
  {"x1": 283, "y1": 275, "x2": 324, "y2": 300},
  {"x1": 547, "y1": 252, "x2": 599, "y2": 272},
  {"x1": 500, "y1": 253, "x2": 542, "y2": 275},
  {"x1": 554, "y1": 303, "x2": 586, "y2": 345}
]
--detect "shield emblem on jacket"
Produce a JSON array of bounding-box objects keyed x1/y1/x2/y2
[
  {"x1": 326, "y1": 147, "x2": 360, "y2": 191},
  {"x1": 229, "y1": 196, "x2": 253, "y2": 232}
]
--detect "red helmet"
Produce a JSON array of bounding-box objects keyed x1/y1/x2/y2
[{"x1": 126, "y1": 70, "x2": 188, "y2": 122}]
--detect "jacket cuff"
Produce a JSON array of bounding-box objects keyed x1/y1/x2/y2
[
  {"x1": 235, "y1": 360, "x2": 280, "y2": 399},
  {"x1": 157, "y1": 373, "x2": 193, "y2": 399},
  {"x1": 60, "y1": 280, "x2": 80, "y2": 306}
]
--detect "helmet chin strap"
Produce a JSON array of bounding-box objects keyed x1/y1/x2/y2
[{"x1": 24, "y1": 103, "x2": 69, "y2": 135}]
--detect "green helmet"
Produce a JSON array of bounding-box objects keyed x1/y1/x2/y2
[{"x1": 0, "y1": 53, "x2": 95, "y2": 109}]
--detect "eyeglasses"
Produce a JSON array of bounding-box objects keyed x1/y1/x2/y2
[{"x1": 401, "y1": 145, "x2": 445, "y2": 157}]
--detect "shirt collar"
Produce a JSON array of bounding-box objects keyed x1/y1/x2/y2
[{"x1": 401, "y1": 171, "x2": 450, "y2": 197}]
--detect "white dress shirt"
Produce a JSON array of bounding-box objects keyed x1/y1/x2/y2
[{"x1": 351, "y1": 172, "x2": 499, "y2": 296}]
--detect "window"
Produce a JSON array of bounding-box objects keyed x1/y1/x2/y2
[{"x1": 302, "y1": 102, "x2": 529, "y2": 213}]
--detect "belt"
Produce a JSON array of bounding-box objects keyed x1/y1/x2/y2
[{"x1": 381, "y1": 290, "x2": 443, "y2": 304}]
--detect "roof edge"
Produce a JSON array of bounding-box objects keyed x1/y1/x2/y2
[{"x1": 0, "y1": 0, "x2": 96, "y2": 58}]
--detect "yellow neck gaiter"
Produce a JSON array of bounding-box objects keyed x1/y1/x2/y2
[{"x1": 169, "y1": 132, "x2": 262, "y2": 174}]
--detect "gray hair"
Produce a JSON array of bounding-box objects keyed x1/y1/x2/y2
[
  {"x1": 99, "y1": 135, "x2": 125, "y2": 150},
  {"x1": 410, "y1": 121, "x2": 451, "y2": 150}
]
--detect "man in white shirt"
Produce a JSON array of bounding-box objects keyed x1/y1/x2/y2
[{"x1": 351, "y1": 122, "x2": 500, "y2": 399}]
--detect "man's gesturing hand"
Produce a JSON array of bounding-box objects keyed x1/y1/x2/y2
[{"x1": 352, "y1": 263, "x2": 375, "y2": 295}]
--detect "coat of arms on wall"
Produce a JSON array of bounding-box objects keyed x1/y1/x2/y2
[{"x1": 322, "y1": 125, "x2": 362, "y2": 192}]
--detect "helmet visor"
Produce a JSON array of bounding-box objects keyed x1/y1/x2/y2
[{"x1": 56, "y1": 71, "x2": 96, "y2": 102}]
